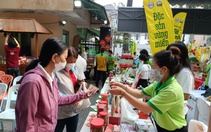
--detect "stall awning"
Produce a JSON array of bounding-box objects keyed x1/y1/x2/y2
[
  {"x1": 0, "y1": 18, "x2": 52, "y2": 34},
  {"x1": 0, "y1": 18, "x2": 52, "y2": 58},
  {"x1": 81, "y1": 0, "x2": 110, "y2": 25}
]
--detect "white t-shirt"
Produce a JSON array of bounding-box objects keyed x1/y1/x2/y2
[
  {"x1": 81, "y1": 51, "x2": 87, "y2": 60},
  {"x1": 140, "y1": 64, "x2": 151, "y2": 79},
  {"x1": 75, "y1": 55, "x2": 87, "y2": 80},
  {"x1": 175, "y1": 67, "x2": 194, "y2": 94}
]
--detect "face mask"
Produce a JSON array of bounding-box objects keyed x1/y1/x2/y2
[
  {"x1": 66, "y1": 63, "x2": 75, "y2": 71},
  {"x1": 155, "y1": 69, "x2": 163, "y2": 81},
  {"x1": 54, "y1": 61, "x2": 66, "y2": 72}
]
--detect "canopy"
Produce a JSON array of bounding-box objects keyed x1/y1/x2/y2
[
  {"x1": 0, "y1": 18, "x2": 52, "y2": 34},
  {"x1": 0, "y1": 18, "x2": 52, "y2": 58}
]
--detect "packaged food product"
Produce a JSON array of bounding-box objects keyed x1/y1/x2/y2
[
  {"x1": 99, "y1": 111, "x2": 108, "y2": 129},
  {"x1": 90, "y1": 118, "x2": 104, "y2": 132}
]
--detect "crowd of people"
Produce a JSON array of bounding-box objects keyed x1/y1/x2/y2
[{"x1": 9, "y1": 36, "x2": 210, "y2": 132}]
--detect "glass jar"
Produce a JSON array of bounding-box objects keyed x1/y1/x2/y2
[
  {"x1": 99, "y1": 100, "x2": 108, "y2": 111},
  {"x1": 99, "y1": 111, "x2": 108, "y2": 129},
  {"x1": 101, "y1": 94, "x2": 109, "y2": 101},
  {"x1": 97, "y1": 104, "x2": 106, "y2": 117},
  {"x1": 90, "y1": 118, "x2": 104, "y2": 132}
]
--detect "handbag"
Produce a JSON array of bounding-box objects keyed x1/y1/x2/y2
[{"x1": 73, "y1": 82, "x2": 91, "y2": 111}]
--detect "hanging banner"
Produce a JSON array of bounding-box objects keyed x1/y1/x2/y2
[
  {"x1": 100, "y1": 27, "x2": 111, "y2": 50},
  {"x1": 144, "y1": 0, "x2": 175, "y2": 55},
  {"x1": 174, "y1": 12, "x2": 187, "y2": 41}
]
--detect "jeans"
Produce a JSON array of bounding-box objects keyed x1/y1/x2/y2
[
  {"x1": 55, "y1": 114, "x2": 79, "y2": 132},
  {"x1": 7, "y1": 67, "x2": 20, "y2": 77}
]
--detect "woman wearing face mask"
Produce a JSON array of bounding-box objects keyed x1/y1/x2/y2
[
  {"x1": 55, "y1": 47, "x2": 86, "y2": 132},
  {"x1": 109, "y1": 47, "x2": 187, "y2": 132},
  {"x1": 15, "y1": 38, "x2": 95, "y2": 132},
  {"x1": 132, "y1": 54, "x2": 151, "y2": 88}
]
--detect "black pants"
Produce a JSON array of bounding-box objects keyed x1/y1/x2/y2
[
  {"x1": 55, "y1": 114, "x2": 79, "y2": 132},
  {"x1": 136, "y1": 79, "x2": 148, "y2": 88},
  {"x1": 95, "y1": 70, "x2": 107, "y2": 88},
  {"x1": 156, "y1": 122, "x2": 188, "y2": 132}
]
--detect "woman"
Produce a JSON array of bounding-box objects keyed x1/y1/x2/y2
[
  {"x1": 55, "y1": 47, "x2": 84, "y2": 132},
  {"x1": 109, "y1": 47, "x2": 187, "y2": 132},
  {"x1": 166, "y1": 42, "x2": 194, "y2": 100},
  {"x1": 15, "y1": 38, "x2": 95, "y2": 131},
  {"x1": 132, "y1": 54, "x2": 151, "y2": 88}
]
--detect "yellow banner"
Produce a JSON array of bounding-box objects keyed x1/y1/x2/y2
[
  {"x1": 144, "y1": 0, "x2": 175, "y2": 55},
  {"x1": 174, "y1": 12, "x2": 187, "y2": 41}
]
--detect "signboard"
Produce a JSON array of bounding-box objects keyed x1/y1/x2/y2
[
  {"x1": 174, "y1": 12, "x2": 187, "y2": 41},
  {"x1": 144, "y1": 0, "x2": 175, "y2": 55}
]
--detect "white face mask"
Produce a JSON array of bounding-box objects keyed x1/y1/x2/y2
[
  {"x1": 155, "y1": 69, "x2": 164, "y2": 81},
  {"x1": 66, "y1": 63, "x2": 75, "y2": 71},
  {"x1": 54, "y1": 61, "x2": 67, "y2": 72}
]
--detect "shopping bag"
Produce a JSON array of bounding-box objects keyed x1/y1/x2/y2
[
  {"x1": 73, "y1": 82, "x2": 91, "y2": 111},
  {"x1": 188, "y1": 119, "x2": 208, "y2": 132},
  {"x1": 121, "y1": 97, "x2": 138, "y2": 124}
]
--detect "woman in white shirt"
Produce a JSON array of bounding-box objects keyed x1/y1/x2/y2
[
  {"x1": 167, "y1": 42, "x2": 194, "y2": 100},
  {"x1": 132, "y1": 54, "x2": 151, "y2": 88}
]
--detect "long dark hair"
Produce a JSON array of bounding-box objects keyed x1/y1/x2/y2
[
  {"x1": 26, "y1": 37, "x2": 68, "y2": 72},
  {"x1": 166, "y1": 42, "x2": 191, "y2": 70},
  {"x1": 154, "y1": 47, "x2": 182, "y2": 76}
]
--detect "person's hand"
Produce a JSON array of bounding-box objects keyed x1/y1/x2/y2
[
  {"x1": 72, "y1": 102, "x2": 79, "y2": 107},
  {"x1": 84, "y1": 88, "x2": 98, "y2": 98},
  {"x1": 108, "y1": 86, "x2": 125, "y2": 96},
  {"x1": 109, "y1": 81, "x2": 125, "y2": 89}
]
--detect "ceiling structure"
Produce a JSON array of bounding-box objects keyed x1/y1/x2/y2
[{"x1": 81, "y1": 0, "x2": 110, "y2": 26}]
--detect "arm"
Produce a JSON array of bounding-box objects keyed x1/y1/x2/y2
[
  {"x1": 58, "y1": 89, "x2": 96, "y2": 106},
  {"x1": 58, "y1": 91, "x2": 87, "y2": 106},
  {"x1": 15, "y1": 82, "x2": 39, "y2": 131},
  {"x1": 14, "y1": 37, "x2": 20, "y2": 48},
  {"x1": 4, "y1": 34, "x2": 9, "y2": 45},
  {"x1": 109, "y1": 87, "x2": 154, "y2": 113},
  {"x1": 110, "y1": 81, "x2": 146, "y2": 99}
]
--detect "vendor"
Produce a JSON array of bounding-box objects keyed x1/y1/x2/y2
[
  {"x1": 109, "y1": 47, "x2": 187, "y2": 132},
  {"x1": 4, "y1": 33, "x2": 20, "y2": 77}
]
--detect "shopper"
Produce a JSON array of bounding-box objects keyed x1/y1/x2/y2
[
  {"x1": 132, "y1": 54, "x2": 151, "y2": 88},
  {"x1": 166, "y1": 42, "x2": 194, "y2": 100},
  {"x1": 55, "y1": 47, "x2": 92, "y2": 132},
  {"x1": 109, "y1": 48, "x2": 187, "y2": 132},
  {"x1": 95, "y1": 47, "x2": 107, "y2": 89},
  {"x1": 107, "y1": 50, "x2": 115, "y2": 73},
  {"x1": 81, "y1": 47, "x2": 89, "y2": 61},
  {"x1": 75, "y1": 48, "x2": 87, "y2": 80},
  {"x1": 15, "y1": 38, "x2": 95, "y2": 132},
  {"x1": 4, "y1": 33, "x2": 21, "y2": 77}
]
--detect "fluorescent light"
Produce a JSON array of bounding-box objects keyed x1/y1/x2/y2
[{"x1": 74, "y1": 0, "x2": 82, "y2": 8}]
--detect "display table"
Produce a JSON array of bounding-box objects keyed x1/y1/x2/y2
[{"x1": 80, "y1": 78, "x2": 156, "y2": 132}]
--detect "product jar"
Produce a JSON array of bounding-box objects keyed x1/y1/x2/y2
[
  {"x1": 90, "y1": 118, "x2": 104, "y2": 132},
  {"x1": 97, "y1": 104, "x2": 106, "y2": 117},
  {"x1": 99, "y1": 111, "x2": 108, "y2": 129},
  {"x1": 101, "y1": 94, "x2": 109, "y2": 101},
  {"x1": 99, "y1": 100, "x2": 108, "y2": 111}
]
